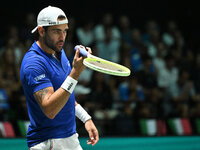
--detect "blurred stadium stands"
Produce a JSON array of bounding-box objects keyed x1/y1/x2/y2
[{"x1": 0, "y1": 1, "x2": 200, "y2": 147}]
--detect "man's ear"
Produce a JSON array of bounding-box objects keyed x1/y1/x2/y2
[{"x1": 38, "y1": 26, "x2": 45, "y2": 37}]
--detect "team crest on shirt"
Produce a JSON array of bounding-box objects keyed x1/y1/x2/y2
[{"x1": 34, "y1": 74, "x2": 46, "y2": 81}]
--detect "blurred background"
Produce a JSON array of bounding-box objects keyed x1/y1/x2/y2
[{"x1": 1, "y1": 0, "x2": 200, "y2": 149}]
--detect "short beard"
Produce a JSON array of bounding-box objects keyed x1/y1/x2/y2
[{"x1": 43, "y1": 33, "x2": 61, "y2": 52}]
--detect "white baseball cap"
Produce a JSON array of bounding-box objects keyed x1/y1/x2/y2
[{"x1": 31, "y1": 6, "x2": 68, "y2": 33}]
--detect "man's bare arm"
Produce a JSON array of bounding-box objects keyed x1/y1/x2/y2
[
  {"x1": 33, "y1": 48, "x2": 85, "y2": 119},
  {"x1": 34, "y1": 86, "x2": 70, "y2": 119}
]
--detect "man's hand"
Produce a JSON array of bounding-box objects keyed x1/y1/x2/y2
[
  {"x1": 70, "y1": 46, "x2": 92, "y2": 80},
  {"x1": 85, "y1": 119, "x2": 99, "y2": 146},
  {"x1": 70, "y1": 47, "x2": 85, "y2": 80}
]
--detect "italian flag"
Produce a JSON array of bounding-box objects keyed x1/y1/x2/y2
[
  {"x1": 0, "y1": 122, "x2": 15, "y2": 137},
  {"x1": 168, "y1": 118, "x2": 192, "y2": 135},
  {"x1": 140, "y1": 119, "x2": 167, "y2": 136}
]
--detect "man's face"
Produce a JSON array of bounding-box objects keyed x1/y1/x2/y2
[{"x1": 43, "y1": 23, "x2": 68, "y2": 52}]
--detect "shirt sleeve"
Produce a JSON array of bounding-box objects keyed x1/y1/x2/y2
[{"x1": 23, "y1": 63, "x2": 53, "y2": 94}]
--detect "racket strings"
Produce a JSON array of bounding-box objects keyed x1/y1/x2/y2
[{"x1": 88, "y1": 60, "x2": 124, "y2": 72}]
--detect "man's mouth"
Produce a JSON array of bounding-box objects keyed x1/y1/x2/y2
[{"x1": 57, "y1": 41, "x2": 64, "y2": 47}]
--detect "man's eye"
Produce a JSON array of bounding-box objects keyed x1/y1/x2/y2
[{"x1": 54, "y1": 30, "x2": 59, "y2": 34}]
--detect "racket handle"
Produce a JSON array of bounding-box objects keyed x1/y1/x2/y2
[{"x1": 74, "y1": 45, "x2": 88, "y2": 57}]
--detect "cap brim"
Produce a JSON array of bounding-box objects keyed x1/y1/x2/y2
[{"x1": 31, "y1": 26, "x2": 38, "y2": 33}]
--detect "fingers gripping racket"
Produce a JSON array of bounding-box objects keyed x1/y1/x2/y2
[{"x1": 74, "y1": 45, "x2": 131, "y2": 77}]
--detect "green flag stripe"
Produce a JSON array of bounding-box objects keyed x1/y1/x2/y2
[
  {"x1": 195, "y1": 119, "x2": 200, "y2": 134},
  {"x1": 168, "y1": 119, "x2": 176, "y2": 134},
  {"x1": 17, "y1": 120, "x2": 27, "y2": 137},
  {"x1": 140, "y1": 119, "x2": 147, "y2": 135}
]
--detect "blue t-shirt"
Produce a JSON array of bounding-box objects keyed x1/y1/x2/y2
[{"x1": 20, "y1": 42, "x2": 76, "y2": 148}]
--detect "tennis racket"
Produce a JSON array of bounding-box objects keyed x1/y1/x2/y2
[{"x1": 74, "y1": 45, "x2": 131, "y2": 77}]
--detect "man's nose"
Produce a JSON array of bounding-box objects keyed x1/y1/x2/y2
[{"x1": 59, "y1": 31, "x2": 66, "y2": 40}]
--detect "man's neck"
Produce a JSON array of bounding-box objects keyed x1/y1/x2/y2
[{"x1": 36, "y1": 40, "x2": 55, "y2": 56}]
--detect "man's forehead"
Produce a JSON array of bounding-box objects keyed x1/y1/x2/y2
[{"x1": 49, "y1": 24, "x2": 69, "y2": 30}]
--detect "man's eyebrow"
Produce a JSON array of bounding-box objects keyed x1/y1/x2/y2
[{"x1": 51, "y1": 28, "x2": 62, "y2": 31}]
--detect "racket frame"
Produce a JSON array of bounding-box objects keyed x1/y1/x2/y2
[
  {"x1": 83, "y1": 54, "x2": 131, "y2": 76},
  {"x1": 75, "y1": 45, "x2": 131, "y2": 76}
]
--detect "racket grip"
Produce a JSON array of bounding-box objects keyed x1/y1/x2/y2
[{"x1": 74, "y1": 45, "x2": 88, "y2": 57}]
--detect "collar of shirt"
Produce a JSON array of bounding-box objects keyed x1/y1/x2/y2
[{"x1": 30, "y1": 41, "x2": 62, "y2": 60}]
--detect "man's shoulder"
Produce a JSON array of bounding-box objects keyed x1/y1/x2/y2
[
  {"x1": 24, "y1": 42, "x2": 48, "y2": 62},
  {"x1": 21, "y1": 50, "x2": 49, "y2": 74},
  {"x1": 24, "y1": 49, "x2": 48, "y2": 62}
]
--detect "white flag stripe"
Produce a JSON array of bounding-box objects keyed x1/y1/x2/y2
[
  {"x1": 146, "y1": 119, "x2": 157, "y2": 136},
  {"x1": 0, "y1": 122, "x2": 5, "y2": 137},
  {"x1": 174, "y1": 118, "x2": 183, "y2": 135},
  {"x1": 25, "y1": 121, "x2": 30, "y2": 132}
]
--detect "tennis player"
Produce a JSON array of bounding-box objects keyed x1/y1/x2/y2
[{"x1": 20, "y1": 6, "x2": 99, "y2": 150}]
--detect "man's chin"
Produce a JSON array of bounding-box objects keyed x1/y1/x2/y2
[{"x1": 54, "y1": 46, "x2": 62, "y2": 52}]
